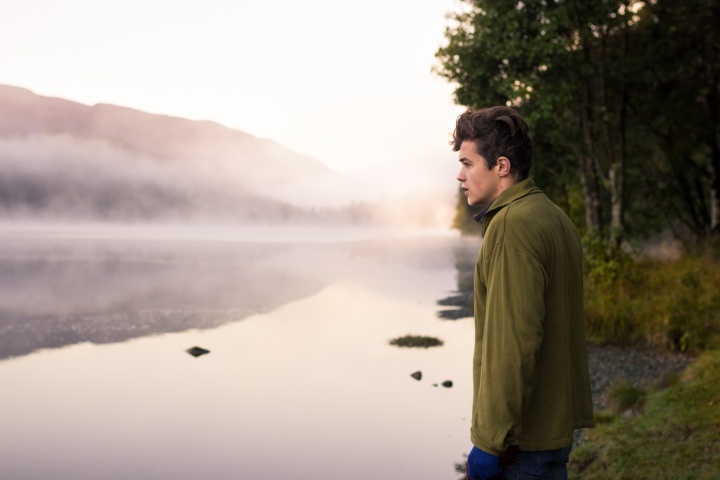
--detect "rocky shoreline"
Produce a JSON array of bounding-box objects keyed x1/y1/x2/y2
[
  {"x1": 586, "y1": 343, "x2": 691, "y2": 411},
  {"x1": 571, "y1": 343, "x2": 691, "y2": 447}
]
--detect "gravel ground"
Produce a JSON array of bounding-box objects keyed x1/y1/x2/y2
[
  {"x1": 586, "y1": 343, "x2": 692, "y2": 410},
  {"x1": 574, "y1": 343, "x2": 692, "y2": 447}
]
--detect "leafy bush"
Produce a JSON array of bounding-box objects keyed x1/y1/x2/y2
[{"x1": 583, "y1": 242, "x2": 720, "y2": 352}]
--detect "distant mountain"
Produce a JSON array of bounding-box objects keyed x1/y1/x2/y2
[{"x1": 0, "y1": 84, "x2": 338, "y2": 222}]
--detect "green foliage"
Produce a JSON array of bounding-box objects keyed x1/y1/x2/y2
[
  {"x1": 629, "y1": 0, "x2": 720, "y2": 240},
  {"x1": 436, "y1": 0, "x2": 720, "y2": 245},
  {"x1": 642, "y1": 256, "x2": 720, "y2": 352},
  {"x1": 389, "y1": 335, "x2": 444, "y2": 348},
  {"x1": 582, "y1": 236, "x2": 638, "y2": 343},
  {"x1": 583, "y1": 236, "x2": 635, "y2": 291},
  {"x1": 568, "y1": 350, "x2": 720, "y2": 479},
  {"x1": 584, "y1": 247, "x2": 720, "y2": 352}
]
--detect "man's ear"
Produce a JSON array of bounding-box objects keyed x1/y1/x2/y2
[{"x1": 496, "y1": 156, "x2": 512, "y2": 176}]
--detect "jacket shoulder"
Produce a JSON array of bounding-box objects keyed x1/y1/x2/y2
[{"x1": 486, "y1": 193, "x2": 581, "y2": 258}]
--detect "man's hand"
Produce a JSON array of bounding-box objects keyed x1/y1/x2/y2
[{"x1": 466, "y1": 445, "x2": 502, "y2": 480}]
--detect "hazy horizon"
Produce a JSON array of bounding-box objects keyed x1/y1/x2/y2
[
  {"x1": 0, "y1": 85, "x2": 461, "y2": 228},
  {"x1": 0, "y1": 0, "x2": 467, "y2": 211}
]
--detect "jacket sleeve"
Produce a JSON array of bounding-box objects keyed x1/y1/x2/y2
[{"x1": 471, "y1": 240, "x2": 547, "y2": 455}]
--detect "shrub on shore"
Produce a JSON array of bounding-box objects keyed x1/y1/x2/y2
[
  {"x1": 584, "y1": 246, "x2": 720, "y2": 353},
  {"x1": 574, "y1": 243, "x2": 720, "y2": 478}
]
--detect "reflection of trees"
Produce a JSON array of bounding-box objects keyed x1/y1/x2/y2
[
  {"x1": 454, "y1": 455, "x2": 468, "y2": 480},
  {"x1": 437, "y1": 241, "x2": 478, "y2": 320},
  {"x1": 0, "y1": 240, "x2": 324, "y2": 360},
  {"x1": 435, "y1": 241, "x2": 476, "y2": 478}
]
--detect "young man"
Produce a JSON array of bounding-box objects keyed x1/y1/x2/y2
[{"x1": 454, "y1": 107, "x2": 594, "y2": 480}]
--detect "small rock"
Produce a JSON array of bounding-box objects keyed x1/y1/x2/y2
[
  {"x1": 411, "y1": 371, "x2": 422, "y2": 381},
  {"x1": 187, "y1": 346, "x2": 210, "y2": 357},
  {"x1": 622, "y1": 409, "x2": 639, "y2": 420},
  {"x1": 442, "y1": 380, "x2": 453, "y2": 388}
]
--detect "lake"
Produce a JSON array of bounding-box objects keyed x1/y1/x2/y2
[{"x1": 0, "y1": 224, "x2": 480, "y2": 480}]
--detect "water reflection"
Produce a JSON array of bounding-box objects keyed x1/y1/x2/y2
[
  {"x1": 436, "y1": 241, "x2": 478, "y2": 320},
  {"x1": 0, "y1": 226, "x2": 479, "y2": 480},
  {"x1": 0, "y1": 238, "x2": 324, "y2": 359}
]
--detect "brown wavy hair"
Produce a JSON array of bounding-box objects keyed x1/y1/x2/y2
[{"x1": 452, "y1": 106, "x2": 533, "y2": 180}]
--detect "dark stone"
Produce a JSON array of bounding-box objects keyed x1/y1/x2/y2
[
  {"x1": 186, "y1": 346, "x2": 210, "y2": 357},
  {"x1": 441, "y1": 380, "x2": 453, "y2": 388},
  {"x1": 410, "y1": 371, "x2": 422, "y2": 381}
]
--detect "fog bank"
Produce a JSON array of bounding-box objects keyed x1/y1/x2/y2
[{"x1": 0, "y1": 85, "x2": 456, "y2": 228}]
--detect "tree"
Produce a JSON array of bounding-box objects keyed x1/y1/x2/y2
[
  {"x1": 435, "y1": 0, "x2": 652, "y2": 248},
  {"x1": 631, "y1": 0, "x2": 720, "y2": 242}
]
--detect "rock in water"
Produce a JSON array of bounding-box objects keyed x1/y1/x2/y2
[
  {"x1": 410, "y1": 371, "x2": 422, "y2": 381},
  {"x1": 187, "y1": 346, "x2": 210, "y2": 357},
  {"x1": 441, "y1": 380, "x2": 453, "y2": 388}
]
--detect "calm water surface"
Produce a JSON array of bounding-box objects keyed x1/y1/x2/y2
[{"x1": 0, "y1": 225, "x2": 479, "y2": 480}]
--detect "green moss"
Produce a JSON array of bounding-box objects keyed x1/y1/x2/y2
[{"x1": 389, "y1": 335, "x2": 444, "y2": 348}]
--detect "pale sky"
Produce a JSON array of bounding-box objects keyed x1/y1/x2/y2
[{"x1": 1, "y1": 0, "x2": 467, "y2": 201}]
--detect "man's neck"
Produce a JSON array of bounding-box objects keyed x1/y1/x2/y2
[{"x1": 494, "y1": 175, "x2": 521, "y2": 199}]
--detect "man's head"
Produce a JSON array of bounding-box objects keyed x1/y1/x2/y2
[{"x1": 453, "y1": 106, "x2": 533, "y2": 206}]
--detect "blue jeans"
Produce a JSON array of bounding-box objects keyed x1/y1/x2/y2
[{"x1": 500, "y1": 446, "x2": 572, "y2": 480}]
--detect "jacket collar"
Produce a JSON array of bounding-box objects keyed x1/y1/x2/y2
[{"x1": 473, "y1": 178, "x2": 541, "y2": 230}]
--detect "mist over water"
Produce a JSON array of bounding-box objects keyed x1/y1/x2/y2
[
  {"x1": 0, "y1": 87, "x2": 470, "y2": 478},
  {"x1": 0, "y1": 86, "x2": 457, "y2": 224},
  {"x1": 0, "y1": 134, "x2": 315, "y2": 222},
  {"x1": 0, "y1": 231, "x2": 317, "y2": 359},
  {"x1": 0, "y1": 224, "x2": 456, "y2": 359},
  {"x1": 0, "y1": 133, "x2": 455, "y2": 227},
  {"x1": 0, "y1": 224, "x2": 477, "y2": 480}
]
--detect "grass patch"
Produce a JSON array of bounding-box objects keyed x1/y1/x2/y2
[
  {"x1": 607, "y1": 379, "x2": 646, "y2": 414},
  {"x1": 389, "y1": 335, "x2": 443, "y2": 348},
  {"x1": 569, "y1": 350, "x2": 720, "y2": 479},
  {"x1": 575, "y1": 243, "x2": 720, "y2": 477}
]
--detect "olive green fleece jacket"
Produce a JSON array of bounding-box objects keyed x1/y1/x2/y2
[{"x1": 471, "y1": 178, "x2": 594, "y2": 456}]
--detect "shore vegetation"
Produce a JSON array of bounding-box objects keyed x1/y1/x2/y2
[
  {"x1": 389, "y1": 335, "x2": 444, "y2": 348},
  {"x1": 569, "y1": 350, "x2": 720, "y2": 479}
]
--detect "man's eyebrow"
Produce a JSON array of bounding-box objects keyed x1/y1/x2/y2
[{"x1": 459, "y1": 156, "x2": 471, "y2": 163}]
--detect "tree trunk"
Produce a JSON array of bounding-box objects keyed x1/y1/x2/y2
[
  {"x1": 577, "y1": 89, "x2": 604, "y2": 237},
  {"x1": 608, "y1": 30, "x2": 629, "y2": 249},
  {"x1": 579, "y1": 155, "x2": 604, "y2": 237},
  {"x1": 708, "y1": 141, "x2": 720, "y2": 236}
]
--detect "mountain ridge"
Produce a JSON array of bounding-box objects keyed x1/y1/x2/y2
[
  {"x1": 0, "y1": 84, "x2": 352, "y2": 222},
  {"x1": 0, "y1": 84, "x2": 332, "y2": 180}
]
